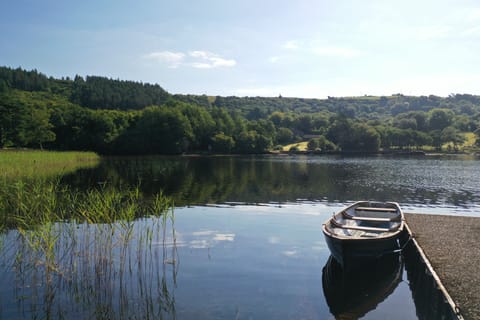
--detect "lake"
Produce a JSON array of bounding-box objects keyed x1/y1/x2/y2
[
  {"x1": 65, "y1": 154, "x2": 480, "y2": 213},
  {"x1": 1, "y1": 154, "x2": 478, "y2": 319}
]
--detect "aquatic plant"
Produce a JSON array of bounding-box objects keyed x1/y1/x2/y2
[
  {"x1": 0, "y1": 150, "x2": 178, "y2": 319},
  {"x1": 0, "y1": 181, "x2": 177, "y2": 319}
]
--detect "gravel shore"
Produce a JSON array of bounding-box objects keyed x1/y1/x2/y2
[{"x1": 405, "y1": 213, "x2": 480, "y2": 320}]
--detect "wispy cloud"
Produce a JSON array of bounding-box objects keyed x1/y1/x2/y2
[
  {"x1": 189, "y1": 50, "x2": 236, "y2": 69},
  {"x1": 144, "y1": 50, "x2": 236, "y2": 69},
  {"x1": 143, "y1": 51, "x2": 185, "y2": 68}
]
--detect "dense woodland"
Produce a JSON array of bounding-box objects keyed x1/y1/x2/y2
[{"x1": 1, "y1": 66, "x2": 480, "y2": 155}]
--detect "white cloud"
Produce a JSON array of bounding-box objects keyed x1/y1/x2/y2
[
  {"x1": 144, "y1": 50, "x2": 236, "y2": 69},
  {"x1": 188, "y1": 50, "x2": 236, "y2": 69},
  {"x1": 144, "y1": 51, "x2": 185, "y2": 68},
  {"x1": 313, "y1": 46, "x2": 362, "y2": 58}
]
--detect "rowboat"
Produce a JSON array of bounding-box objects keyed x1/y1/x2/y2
[{"x1": 322, "y1": 201, "x2": 405, "y2": 269}]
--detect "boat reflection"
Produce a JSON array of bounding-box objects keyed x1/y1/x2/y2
[{"x1": 322, "y1": 253, "x2": 403, "y2": 319}]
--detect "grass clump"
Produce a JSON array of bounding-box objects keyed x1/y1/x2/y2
[
  {"x1": 0, "y1": 181, "x2": 177, "y2": 319},
  {"x1": 0, "y1": 179, "x2": 173, "y2": 231}
]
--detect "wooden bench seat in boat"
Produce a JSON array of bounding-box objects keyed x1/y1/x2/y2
[
  {"x1": 354, "y1": 206, "x2": 397, "y2": 212},
  {"x1": 331, "y1": 219, "x2": 399, "y2": 232},
  {"x1": 348, "y1": 216, "x2": 399, "y2": 222}
]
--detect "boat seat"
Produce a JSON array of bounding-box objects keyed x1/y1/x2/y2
[
  {"x1": 355, "y1": 206, "x2": 397, "y2": 212},
  {"x1": 331, "y1": 219, "x2": 398, "y2": 232},
  {"x1": 349, "y1": 216, "x2": 399, "y2": 222}
]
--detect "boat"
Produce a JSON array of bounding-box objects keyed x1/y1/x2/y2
[{"x1": 322, "y1": 201, "x2": 405, "y2": 269}]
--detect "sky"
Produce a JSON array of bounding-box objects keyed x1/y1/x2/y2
[{"x1": 1, "y1": 0, "x2": 480, "y2": 98}]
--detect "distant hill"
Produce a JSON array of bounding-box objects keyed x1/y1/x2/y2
[
  {"x1": 1, "y1": 65, "x2": 479, "y2": 155},
  {"x1": 0, "y1": 66, "x2": 170, "y2": 110},
  {"x1": 3, "y1": 65, "x2": 480, "y2": 118}
]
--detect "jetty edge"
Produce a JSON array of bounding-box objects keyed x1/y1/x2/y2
[{"x1": 405, "y1": 213, "x2": 480, "y2": 320}]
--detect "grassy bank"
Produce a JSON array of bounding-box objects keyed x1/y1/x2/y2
[
  {"x1": 0, "y1": 150, "x2": 100, "y2": 179},
  {"x1": 0, "y1": 150, "x2": 177, "y2": 318},
  {"x1": 0, "y1": 149, "x2": 173, "y2": 230}
]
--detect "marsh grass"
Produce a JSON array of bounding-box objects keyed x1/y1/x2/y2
[
  {"x1": 0, "y1": 180, "x2": 177, "y2": 319},
  {"x1": 0, "y1": 150, "x2": 99, "y2": 180},
  {"x1": 0, "y1": 150, "x2": 178, "y2": 319}
]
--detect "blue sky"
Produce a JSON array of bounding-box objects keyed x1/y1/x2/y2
[{"x1": 2, "y1": 0, "x2": 480, "y2": 98}]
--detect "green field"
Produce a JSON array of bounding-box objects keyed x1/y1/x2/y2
[
  {"x1": 0, "y1": 150, "x2": 100, "y2": 179},
  {"x1": 282, "y1": 141, "x2": 309, "y2": 152}
]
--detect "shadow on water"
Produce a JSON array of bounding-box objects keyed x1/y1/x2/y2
[{"x1": 322, "y1": 253, "x2": 403, "y2": 319}]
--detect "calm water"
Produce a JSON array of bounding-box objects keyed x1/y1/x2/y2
[
  {"x1": 1, "y1": 155, "x2": 477, "y2": 319},
  {"x1": 65, "y1": 154, "x2": 480, "y2": 213}
]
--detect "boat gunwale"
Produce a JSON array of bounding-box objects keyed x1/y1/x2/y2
[{"x1": 322, "y1": 223, "x2": 405, "y2": 242}]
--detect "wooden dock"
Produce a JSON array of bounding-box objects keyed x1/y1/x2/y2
[{"x1": 405, "y1": 213, "x2": 480, "y2": 320}]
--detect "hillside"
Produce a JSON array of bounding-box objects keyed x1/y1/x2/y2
[{"x1": 1, "y1": 66, "x2": 479, "y2": 155}]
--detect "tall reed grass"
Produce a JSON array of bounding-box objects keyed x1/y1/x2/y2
[{"x1": 0, "y1": 150, "x2": 178, "y2": 319}]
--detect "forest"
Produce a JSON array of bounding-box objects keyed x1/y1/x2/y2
[{"x1": 1, "y1": 66, "x2": 480, "y2": 155}]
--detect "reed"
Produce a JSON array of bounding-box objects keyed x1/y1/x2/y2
[
  {"x1": 0, "y1": 179, "x2": 177, "y2": 319},
  {"x1": 0, "y1": 150, "x2": 178, "y2": 318}
]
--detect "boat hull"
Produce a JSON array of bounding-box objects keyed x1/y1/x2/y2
[{"x1": 323, "y1": 228, "x2": 403, "y2": 269}]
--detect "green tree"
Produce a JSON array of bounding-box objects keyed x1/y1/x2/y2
[
  {"x1": 115, "y1": 106, "x2": 193, "y2": 154},
  {"x1": 441, "y1": 126, "x2": 466, "y2": 151},
  {"x1": 19, "y1": 106, "x2": 56, "y2": 149},
  {"x1": 276, "y1": 127, "x2": 294, "y2": 144},
  {"x1": 428, "y1": 108, "x2": 454, "y2": 131},
  {"x1": 211, "y1": 133, "x2": 235, "y2": 153}
]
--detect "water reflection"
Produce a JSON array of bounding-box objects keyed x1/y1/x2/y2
[
  {"x1": 322, "y1": 254, "x2": 403, "y2": 319},
  {"x1": 0, "y1": 213, "x2": 178, "y2": 319},
  {"x1": 403, "y1": 242, "x2": 460, "y2": 320},
  {"x1": 61, "y1": 155, "x2": 480, "y2": 210},
  {"x1": 322, "y1": 243, "x2": 462, "y2": 320}
]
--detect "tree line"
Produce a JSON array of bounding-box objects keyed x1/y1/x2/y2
[{"x1": 1, "y1": 66, "x2": 480, "y2": 154}]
